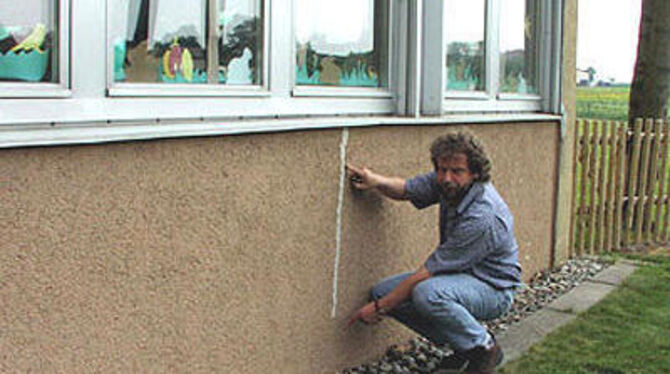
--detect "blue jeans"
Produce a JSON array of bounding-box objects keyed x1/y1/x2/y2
[{"x1": 370, "y1": 272, "x2": 514, "y2": 351}]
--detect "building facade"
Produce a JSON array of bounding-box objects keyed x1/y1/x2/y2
[{"x1": 1, "y1": 1, "x2": 578, "y2": 372}]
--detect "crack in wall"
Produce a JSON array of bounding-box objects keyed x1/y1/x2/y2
[{"x1": 332, "y1": 127, "x2": 349, "y2": 319}]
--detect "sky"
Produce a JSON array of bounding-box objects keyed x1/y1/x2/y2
[{"x1": 577, "y1": 0, "x2": 642, "y2": 83}]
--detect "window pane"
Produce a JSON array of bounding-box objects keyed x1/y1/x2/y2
[
  {"x1": 218, "y1": 0, "x2": 263, "y2": 85},
  {"x1": 499, "y1": 0, "x2": 538, "y2": 94},
  {"x1": 0, "y1": 0, "x2": 58, "y2": 83},
  {"x1": 111, "y1": 0, "x2": 262, "y2": 85},
  {"x1": 445, "y1": 0, "x2": 485, "y2": 92},
  {"x1": 295, "y1": 0, "x2": 387, "y2": 88}
]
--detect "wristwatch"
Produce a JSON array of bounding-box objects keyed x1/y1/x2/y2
[{"x1": 374, "y1": 299, "x2": 388, "y2": 315}]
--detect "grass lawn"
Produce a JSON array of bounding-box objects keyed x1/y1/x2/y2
[{"x1": 500, "y1": 252, "x2": 670, "y2": 374}]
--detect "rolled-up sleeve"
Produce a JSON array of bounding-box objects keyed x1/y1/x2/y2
[
  {"x1": 405, "y1": 171, "x2": 440, "y2": 209},
  {"x1": 424, "y1": 212, "x2": 495, "y2": 274}
]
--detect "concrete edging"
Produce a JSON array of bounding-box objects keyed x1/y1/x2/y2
[{"x1": 498, "y1": 260, "x2": 638, "y2": 366}]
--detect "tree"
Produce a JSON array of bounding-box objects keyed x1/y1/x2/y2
[
  {"x1": 625, "y1": 0, "x2": 670, "y2": 233},
  {"x1": 628, "y1": 0, "x2": 670, "y2": 123}
]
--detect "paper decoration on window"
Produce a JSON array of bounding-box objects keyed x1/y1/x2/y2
[
  {"x1": 295, "y1": 44, "x2": 379, "y2": 87},
  {"x1": 0, "y1": 23, "x2": 50, "y2": 82},
  {"x1": 225, "y1": 47, "x2": 253, "y2": 85}
]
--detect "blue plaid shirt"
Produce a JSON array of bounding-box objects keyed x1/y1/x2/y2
[{"x1": 406, "y1": 172, "x2": 522, "y2": 289}]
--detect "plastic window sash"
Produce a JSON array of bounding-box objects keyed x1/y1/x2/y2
[
  {"x1": 442, "y1": 0, "x2": 555, "y2": 110},
  {"x1": 0, "y1": 0, "x2": 71, "y2": 98},
  {"x1": 105, "y1": 0, "x2": 271, "y2": 97}
]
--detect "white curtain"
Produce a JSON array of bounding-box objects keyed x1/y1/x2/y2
[{"x1": 149, "y1": 0, "x2": 207, "y2": 47}]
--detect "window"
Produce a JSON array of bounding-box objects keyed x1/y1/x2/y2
[
  {"x1": 0, "y1": 0, "x2": 563, "y2": 146},
  {"x1": 499, "y1": 0, "x2": 539, "y2": 95},
  {"x1": 445, "y1": 0, "x2": 486, "y2": 93},
  {"x1": 109, "y1": 0, "x2": 265, "y2": 93},
  {"x1": 422, "y1": 0, "x2": 553, "y2": 114},
  {"x1": 0, "y1": 0, "x2": 69, "y2": 97},
  {"x1": 294, "y1": 0, "x2": 389, "y2": 90}
]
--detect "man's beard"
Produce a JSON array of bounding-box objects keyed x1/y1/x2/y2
[{"x1": 440, "y1": 182, "x2": 471, "y2": 206}]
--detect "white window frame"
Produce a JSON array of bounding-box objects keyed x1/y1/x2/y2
[
  {"x1": 0, "y1": 0, "x2": 71, "y2": 98},
  {"x1": 422, "y1": 0, "x2": 558, "y2": 115},
  {"x1": 106, "y1": 0, "x2": 272, "y2": 97},
  {"x1": 0, "y1": 0, "x2": 401, "y2": 127},
  {"x1": 0, "y1": 0, "x2": 566, "y2": 148}
]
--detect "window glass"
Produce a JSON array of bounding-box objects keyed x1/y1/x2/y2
[
  {"x1": 111, "y1": 0, "x2": 262, "y2": 85},
  {"x1": 295, "y1": 0, "x2": 387, "y2": 88},
  {"x1": 0, "y1": 0, "x2": 58, "y2": 83},
  {"x1": 445, "y1": 0, "x2": 485, "y2": 92},
  {"x1": 499, "y1": 0, "x2": 538, "y2": 94},
  {"x1": 218, "y1": 0, "x2": 263, "y2": 85}
]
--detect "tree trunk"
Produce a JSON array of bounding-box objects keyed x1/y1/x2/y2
[{"x1": 628, "y1": 0, "x2": 670, "y2": 123}]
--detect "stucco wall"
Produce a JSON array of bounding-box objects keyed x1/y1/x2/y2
[
  {"x1": 553, "y1": 0, "x2": 579, "y2": 265},
  {"x1": 1, "y1": 122, "x2": 558, "y2": 373}
]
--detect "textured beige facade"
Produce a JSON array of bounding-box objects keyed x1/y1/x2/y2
[
  {"x1": 1, "y1": 122, "x2": 558, "y2": 373},
  {"x1": 554, "y1": 0, "x2": 579, "y2": 264}
]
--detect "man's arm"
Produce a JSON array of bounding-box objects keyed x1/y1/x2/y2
[
  {"x1": 346, "y1": 164, "x2": 408, "y2": 200},
  {"x1": 347, "y1": 265, "x2": 431, "y2": 327}
]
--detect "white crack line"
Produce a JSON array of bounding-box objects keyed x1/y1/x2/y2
[{"x1": 332, "y1": 127, "x2": 349, "y2": 319}]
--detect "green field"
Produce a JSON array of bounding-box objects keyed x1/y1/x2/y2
[
  {"x1": 576, "y1": 86, "x2": 631, "y2": 121},
  {"x1": 576, "y1": 86, "x2": 670, "y2": 122}
]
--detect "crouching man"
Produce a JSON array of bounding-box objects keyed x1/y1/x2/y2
[{"x1": 346, "y1": 132, "x2": 521, "y2": 374}]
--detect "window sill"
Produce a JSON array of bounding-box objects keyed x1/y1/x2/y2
[
  {"x1": 108, "y1": 84, "x2": 272, "y2": 97},
  {"x1": 292, "y1": 85, "x2": 393, "y2": 99},
  {"x1": 0, "y1": 113, "x2": 561, "y2": 149}
]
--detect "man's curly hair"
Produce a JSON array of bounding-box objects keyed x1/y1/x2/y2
[{"x1": 430, "y1": 132, "x2": 492, "y2": 183}]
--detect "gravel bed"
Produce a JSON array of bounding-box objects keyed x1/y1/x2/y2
[{"x1": 340, "y1": 256, "x2": 610, "y2": 374}]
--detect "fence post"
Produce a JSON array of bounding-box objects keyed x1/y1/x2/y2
[
  {"x1": 656, "y1": 120, "x2": 670, "y2": 243},
  {"x1": 596, "y1": 120, "x2": 609, "y2": 253},
  {"x1": 662, "y1": 120, "x2": 670, "y2": 243},
  {"x1": 624, "y1": 119, "x2": 643, "y2": 248},
  {"x1": 587, "y1": 120, "x2": 600, "y2": 254},
  {"x1": 634, "y1": 119, "x2": 653, "y2": 245},
  {"x1": 605, "y1": 121, "x2": 617, "y2": 252},
  {"x1": 644, "y1": 119, "x2": 663, "y2": 243},
  {"x1": 571, "y1": 119, "x2": 584, "y2": 258},
  {"x1": 578, "y1": 120, "x2": 592, "y2": 256},
  {"x1": 614, "y1": 123, "x2": 626, "y2": 250}
]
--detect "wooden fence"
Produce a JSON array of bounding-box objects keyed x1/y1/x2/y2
[{"x1": 571, "y1": 118, "x2": 670, "y2": 256}]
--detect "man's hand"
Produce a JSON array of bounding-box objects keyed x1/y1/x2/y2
[
  {"x1": 346, "y1": 164, "x2": 380, "y2": 190},
  {"x1": 346, "y1": 163, "x2": 408, "y2": 200},
  {"x1": 346, "y1": 301, "x2": 382, "y2": 328}
]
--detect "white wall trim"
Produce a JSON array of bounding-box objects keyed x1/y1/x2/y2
[
  {"x1": 0, "y1": 96, "x2": 395, "y2": 126},
  {"x1": 0, "y1": 113, "x2": 560, "y2": 149}
]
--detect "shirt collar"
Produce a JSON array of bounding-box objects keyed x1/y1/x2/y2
[{"x1": 456, "y1": 182, "x2": 485, "y2": 214}]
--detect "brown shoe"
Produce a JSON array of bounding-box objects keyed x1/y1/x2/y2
[
  {"x1": 434, "y1": 351, "x2": 470, "y2": 374},
  {"x1": 462, "y1": 337, "x2": 503, "y2": 374}
]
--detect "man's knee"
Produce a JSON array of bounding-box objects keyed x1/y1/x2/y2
[{"x1": 412, "y1": 279, "x2": 459, "y2": 316}]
